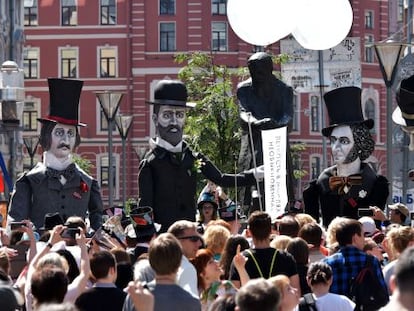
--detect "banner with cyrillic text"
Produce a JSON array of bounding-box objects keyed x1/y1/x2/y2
[{"x1": 261, "y1": 127, "x2": 288, "y2": 222}]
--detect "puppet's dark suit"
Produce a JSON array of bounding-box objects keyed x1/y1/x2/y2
[
  {"x1": 303, "y1": 163, "x2": 389, "y2": 228},
  {"x1": 138, "y1": 141, "x2": 256, "y2": 232},
  {"x1": 8, "y1": 162, "x2": 103, "y2": 230}
]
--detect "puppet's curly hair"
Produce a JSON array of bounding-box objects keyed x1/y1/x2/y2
[{"x1": 350, "y1": 123, "x2": 375, "y2": 161}]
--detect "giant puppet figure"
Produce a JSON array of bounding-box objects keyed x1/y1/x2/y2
[
  {"x1": 237, "y1": 52, "x2": 294, "y2": 212},
  {"x1": 393, "y1": 75, "x2": 414, "y2": 151},
  {"x1": 138, "y1": 80, "x2": 261, "y2": 232},
  {"x1": 303, "y1": 86, "x2": 389, "y2": 227},
  {"x1": 393, "y1": 75, "x2": 414, "y2": 183},
  {"x1": 7, "y1": 78, "x2": 103, "y2": 231}
]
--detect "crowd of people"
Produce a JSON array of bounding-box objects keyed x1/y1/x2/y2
[{"x1": 1, "y1": 198, "x2": 414, "y2": 311}]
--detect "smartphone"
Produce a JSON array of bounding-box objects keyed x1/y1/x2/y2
[
  {"x1": 61, "y1": 228, "x2": 80, "y2": 239},
  {"x1": 358, "y1": 208, "x2": 374, "y2": 217},
  {"x1": 10, "y1": 222, "x2": 26, "y2": 230}
]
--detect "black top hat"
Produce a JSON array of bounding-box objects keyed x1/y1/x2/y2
[
  {"x1": 321, "y1": 86, "x2": 374, "y2": 137},
  {"x1": 393, "y1": 75, "x2": 414, "y2": 127},
  {"x1": 129, "y1": 206, "x2": 160, "y2": 238},
  {"x1": 145, "y1": 80, "x2": 196, "y2": 108},
  {"x1": 197, "y1": 192, "x2": 218, "y2": 210},
  {"x1": 40, "y1": 212, "x2": 64, "y2": 231},
  {"x1": 218, "y1": 203, "x2": 238, "y2": 222},
  {"x1": 38, "y1": 78, "x2": 86, "y2": 127}
]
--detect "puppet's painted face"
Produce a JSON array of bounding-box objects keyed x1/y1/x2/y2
[
  {"x1": 153, "y1": 105, "x2": 186, "y2": 146},
  {"x1": 49, "y1": 123, "x2": 76, "y2": 159},
  {"x1": 330, "y1": 125, "x2": 355, "y2": 165}
]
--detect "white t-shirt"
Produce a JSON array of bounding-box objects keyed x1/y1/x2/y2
[
  {"x1": 176, "y1": 255, "x2": 198, "y2": 298},
  {"x1": 314, "y1": 292, "x2": 355, "y2": 311}
]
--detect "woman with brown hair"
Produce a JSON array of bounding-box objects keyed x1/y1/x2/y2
[{"x1": 191, "y1": 248, "x2": 236, "y2": 311}]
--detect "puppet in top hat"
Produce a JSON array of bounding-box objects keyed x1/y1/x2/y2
[
  {"x1": 394, "y1": 75, "x2": 414, "y2": 148},
  {"x1": 322, "y1": 86, "x2": 374, "y2": 137},
  {"x1": 38, "y1": 78, "x2": 86, "y2": 127},
  {"x1": 303, "y1": 86, "x2": 389, "y2": 227},
  {"x1": 7, "y1": 78, "x2": 103, "y2": 233},
  {"x1": 393, "y1": 75, "x2": 414, "y2": 180},
  {"x1": 145, "y1": 80, "x2": 196, "y2": 147},
  {"x1": 145, "y1": 79, "x2": 196, "y2": 108},
  {"x1": 38, "y1": 78, "x2": 85, "y2": 153},
  {"x1": 138, "y1": 78, "x2": 259, "y2": 233}
]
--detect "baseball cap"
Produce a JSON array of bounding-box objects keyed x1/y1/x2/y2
[
  {"x1": 359, "y1": 216, "x2": 376, "y2": 236},
  {"x1": 388, "y1": 203, "x2": 410, "y2": 217}
]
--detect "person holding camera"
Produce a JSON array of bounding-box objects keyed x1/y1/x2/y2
[
  {"x1": 303, "y1": 87, "x2": 389, "y2": 228},
  {"x1": 371, "y1": 203, "x2": 410, "y2": 227}
]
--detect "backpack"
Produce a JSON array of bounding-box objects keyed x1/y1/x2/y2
[
  {"x1": 348, "y1": 257, "x2": 389, "y2": 311},
  {"x1": 298, "y1": 293, "x2": 318, "y2": 311}
]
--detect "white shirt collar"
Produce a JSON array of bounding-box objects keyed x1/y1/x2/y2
[
  {"x1": 153, "y1": 137, "x2": 183, "y2": 153},
  {"x1": 44, "y1": 151, "x2": 73, "y2": 171}
]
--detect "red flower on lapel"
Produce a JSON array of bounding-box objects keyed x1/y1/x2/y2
[{"x1": 80, "y1": 180, "x2": 89, "y2": 193}]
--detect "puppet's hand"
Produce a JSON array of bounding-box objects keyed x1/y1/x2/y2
[
  {"x1": 253, "y1": 118, "x2": 277, "y2": 129},
  {"x1": 245, "y1": 165, "x2": 264, "y2": 181}
]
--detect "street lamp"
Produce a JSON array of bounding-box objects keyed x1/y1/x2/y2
[
  {"x1": 374, "y1": 40, "x2": 405, "y2": 202},
  {"x1": 0, "y1": 60, "x2": 25, "y2": 193},
  {"x1": 23, "y1": 136, "x2": 39, "y2": 169},
  {"x1": 95, "y1": 91, "x2": 124, "y2": 209},
  {"x1": 115, "y1": 114, "x2": 133, "y2": 208}
]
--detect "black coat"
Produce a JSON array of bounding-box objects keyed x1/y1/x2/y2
[
  {"x1": 303, "y1": 163, "x2": 389, "y2": 227},
  {"x1": 138, "y1": 141, "x2": 256, "y2": 232}
]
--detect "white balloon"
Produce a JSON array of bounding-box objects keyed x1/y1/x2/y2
[
  {"x1": 227, "y1": 0, "x2": 298, "y2": 46},
  {"x1": 292, "y1": 0, "x2": 353, "y2": 50}
]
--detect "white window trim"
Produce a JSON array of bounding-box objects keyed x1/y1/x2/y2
[
  {"x1": 24, "y1": 46, "x2": 40, "y2": 79},
  {"x1": 308, "y1": 93, "x2": 321, "y2": 136},
  {"x1": 97, "y1": 153, "x2": 120, "y2": 200},
  {"x1": 211, "y1": 21, "x2": 228, "y2": 52},
  {"x1": 158, "y1": 0, "x2": 176, "y2": 16},
  {"x1": 60, "y1": 0, "x2": 78, "y2": 26},
  {"x1": 291, "y1": 92, "x2": 301, "y2": 134},
  {"x1": 99, "y1": 0, "x2": 117, "y2": 25},
  {"x1": 158, "y1": 21, "x2": 176, "y2": 52},
  {"x1": 96, "y1": 45, "x2": 119, "y2": 78},
  {"x1": 23, "y1": 97, "x2": 41, "y2": 135},
  {"x1": 58, "y1": 46, "x2": 79, "y2": 78},
  {"x1": 309, "y1": 154, "x2": 322, "y2": 181}
]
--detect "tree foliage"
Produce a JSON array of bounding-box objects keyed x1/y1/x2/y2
[
  {"x1": 176, "y1": 52, "x2": 241, "y2": 173},
  {"x1": 73, "y1": 154, "x2": 93, "y2": 175}
]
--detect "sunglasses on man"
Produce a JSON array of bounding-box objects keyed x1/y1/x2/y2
[{"x1": 178, "y1": 235, "x2": 202, "y2": 242}]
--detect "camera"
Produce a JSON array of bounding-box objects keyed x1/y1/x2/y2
[
  {"x1": 10, "y1": 222, "x2": 26, "y2": 230},
  {"x1": 358, "y1": 208, "x2": 374, "y2": 217},
  {"x1": 410, "y1": 213, "x2": 414, "y2": 228},
  {"x1": 61, "y1": 228, "x2": 80, "y2": 239}
]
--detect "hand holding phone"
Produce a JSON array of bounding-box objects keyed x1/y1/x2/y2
[
  {"x1": 358, "y1": 208, "x2": 374, "y2": 217},
  {"x1": 10, "y1": 222, "x2": 27, "y2": 231},
  {"x1": 61, "y1": 228, "x2": 81, "y2": 239}
]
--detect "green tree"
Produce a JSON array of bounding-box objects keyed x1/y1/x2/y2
[
  {"x1": 73, "y1": 154, "x2": 93, "y2": 174},
  {"x1": 176, "y1": 52, "x2": 241, "y2": 174}
]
